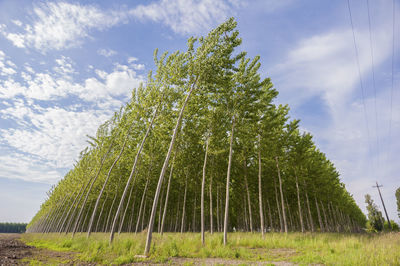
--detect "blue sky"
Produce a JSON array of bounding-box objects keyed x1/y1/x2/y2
[{"x1": 0, "y1": 0, "x2": 398, "y2": 224}]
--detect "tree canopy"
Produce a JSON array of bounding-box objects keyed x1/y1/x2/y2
[{"x1": 27, "y1": 18, "x2": 366, "y2": 254}]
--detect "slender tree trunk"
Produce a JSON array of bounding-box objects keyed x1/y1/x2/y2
[
  {"x1": 320, "y1": 200, "x2": 329, "y2": 232},
  {"x1": 144, "y1": 80, "x2": 197, "y2": 255},
  {"x1": 243, "y1": 194, "x2": 249, "y2": 231},
  {"x1": 223, "y1": 116, "x2": 235, "y2": 245},
  {"x1": 315, "y1": 195, "x2": 323, "y2": 232},
  {"x1": 141, "y1": 198, "x2": 147, "y2": 232},
  {"x1": 181, "y1": 173, "x2": 188, "y2": 233},
  {"x1": 105, "y1": 190, "x2": 118, "y2": 232},
  {"x1": 209, "y1": 175, "x2": 213, "y2": 234},
  {"x1": 161, "y1": 153, "x2": 175, "y2": 235},
  {"x1": 158, "y1": 184, "x2": 165, "y2": 233},
  {"x1": 304, "y1": 185, "x2": 314, "y2": 232},
  {"x1": 193, "y1": 193, "x2": 197, "y2": 232},
  {"x1": 110, "y1": 105, "x2": 159, "y2": 244},
  {"x1": 266, "y1": 199, "x2": 273, "y2": 232},
  {"x1": 201, "y1": 138, "x2": 209, "y2": 245},
  {"x1": 174, "y1": 199, "x2": 180, "y2": 232},
  {"x1": 136, "y1": 175, "x2": 150, "y2": 233},
  {"x1": 273, "y1": 176, "x2": 283, "y2": 232},
  {"x1": 119, "y1": 181, "x2": 135, "y2": 234},
  {"x1": 95, "y1": 193, "x2": 108, "y2": 233},
  {"x1": 87, "y1": 123, "x2": 133, "y2": 237},
  {"x1": 73, "y1": 141, "x2": 115, "y2": 237},
  {"x1": 257, "y1": 140, "x2": 264, "y2": 237},
  {"x1": 275, "y1": 156, "x2": 287, "y2": 233},
  {"x1": 128, "y1": 191, "x2": 138, "y2": 232},
  {"x1": 216, "y1": 185, "x2": 220, "y2": 232},
  {"x1": 244, "y1": 158, "x2": 253, "y2": 233},
  {"x1": 295, "y1": 172, "x2": 304, "y2": 233}
]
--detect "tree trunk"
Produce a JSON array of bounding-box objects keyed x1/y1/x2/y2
[
  {"x1": 266, "y1": 199, "x2": 273, "y2": 231},
  {"x1": 73, "y1": 140, "x2": 115, "y2": 237},
  {"x1": 181, "y1": 173, "x2": 188, "y2": 233},
  {"x1": 201, "y1": 138, "x2": 209, "y2": 245},
  {"x1": 216, "y1": 185, "x2": 220, "y2": 232},
  {"x1": 295, "y1": 172, "x2": 304, "y2": 233},
  {"x1": 136, "y1": 175, "x2": 150, "y2": 233},
  {"x1": 315, "y1": 195, "x2": 324, "y2": 232},
  {"x1": 193, "y1": 193, "x2": 197, "y2": 232},
  {"x1": 209, "y1": 175, "x2": 213, "y2": 234},
  {"x1": 304, "y1": 185, "x2": 314, "y2": 232},
  {"x1": 273, "y1": 177, "x2": 283, "y2": 232},
  {"x1": 95, "y1": 193, "x2": 108, "y2": 233},
  {"x1": 144, "y1": 80, "x2": 197, "y2": 255},
  {"x1": 258, "y1": 140, "x2": 264, "y2": 236},
  {"x1": 105, "y1": 190, "x2": 118, "y2": 232},
  {"x1": 118, "y1": 180, "x2": 135, "y2": 234},
  {"x1": 161, "y1": 153, "x2": 176, "y2": 235},
  {"x1": 320, "y1": 200, "x2": 329, "y2": 232},
  {"x1": 109, "y1": 105, "x2": 159, "y2": 244},
  {"x1": 275, "y1": 156, "x2": 287, "y2": 233},
  {"x1": 223, "y1": 116, "x2": 235, "y2": 245},
  {"x1": 87, "y1": 123, "x2": 133, "y2": 237},
  {"x1": 243, "y1": 157, "x2": 253, "y2": 233}
]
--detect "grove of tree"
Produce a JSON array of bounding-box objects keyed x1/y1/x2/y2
[{"x1": 27, "y1": 19, "x2": 366, "y2": 255}]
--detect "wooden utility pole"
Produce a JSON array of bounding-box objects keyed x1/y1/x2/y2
[{"x1": 373, "y1": 182, "x2": 392, "y2": 230}]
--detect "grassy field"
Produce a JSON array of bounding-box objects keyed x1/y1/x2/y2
[{"x1": 22, "y1": 232, "x2": 400, "y2": 265}]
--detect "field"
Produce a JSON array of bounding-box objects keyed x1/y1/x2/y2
[{"x1": 15, "y1": 232, "x2": 400, "y2": 265}]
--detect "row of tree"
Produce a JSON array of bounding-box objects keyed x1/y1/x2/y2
[
  {"x1": 365, "y1": 188, "x2": 400, "y2": 232},
  {"x1": 27, "y1": 18, "x2": 366, "y2": 255},
  {"x1": 0, "y1": 223, "x2": 27, "y2": 233}
]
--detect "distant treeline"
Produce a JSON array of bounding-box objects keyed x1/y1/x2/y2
[{"x1": 0, "y1": 222, "x2": 27, "y2": 233}]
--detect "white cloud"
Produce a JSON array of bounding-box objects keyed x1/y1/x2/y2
[
  {"x1": 98, "y1": 48, "x2": 117, "y2": 57},
  {"x1": 270, "y1": 7, "x2": 399, "y2": 222},
  {"x1": 128, "y1": 56, "x2": 138, "y2": 63},
  {"x1": 0, "y1": 50, "x2": 17, "y2": 76},
  {"x1": 0, "y1": 56, "x2": 145, "y2": 183},
  {"x1": 0, "y1": 2, "x2": 128, "y2": 51},
  {"x1": 0, "y1": 152, "x2": 61, "y2": 183},
  {"x1": 11, "y1": 20, "x2": 23, "y2": 27},
  {"x1": 1, "y1": 104, "x2": 111, "y2": 170},
  {"x1": 0, "y1": 1, "x2": 239, "y2": 51},
  {"x1": 130, "y1": 0, "x2": 236, "y2": 34}
]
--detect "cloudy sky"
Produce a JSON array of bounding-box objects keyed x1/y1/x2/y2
[{"x1": 0, "y1": 0, "x2": 398, "y2": 224}]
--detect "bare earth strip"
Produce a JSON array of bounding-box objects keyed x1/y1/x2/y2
[
  {"x1": 0, "y1": 234, "x2": 297, "y2": 265},
  {"x1": 0, "y1": 233, "x2": 89, "y2": 265}
]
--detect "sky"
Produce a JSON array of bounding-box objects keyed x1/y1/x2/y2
[{"x1": 0, "y1": 0, "x2": 398, "y2": 224}]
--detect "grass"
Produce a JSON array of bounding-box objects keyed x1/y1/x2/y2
[{"x1": 21, "y1": 231, "x2": 400, "y2": 265}]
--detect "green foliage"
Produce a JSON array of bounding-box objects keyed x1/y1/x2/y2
[
  {"x1": 365, "y1": 194, "x2": 384, "y2": 232},
  {"x1": 384, "y1": 220, "x2": 399, "y2": 231},
  {"x1": 27, "y1": 18, "x2": 366, "y2": 243},
  {"x1": 0, "y1": 222, "x2": 27, "y2": 233}
]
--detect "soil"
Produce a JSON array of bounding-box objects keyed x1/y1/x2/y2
[
  {"x1": 0, "y1": 233, "x2": 89, "y2": 265},
  {"x1": 0, "y1": 234, "x2": 297, "y2": 265}
]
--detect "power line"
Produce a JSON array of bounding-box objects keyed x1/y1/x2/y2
[
  {"x1": 346, "y1": 0, "x2": 373, "y2": 161},
  {"x1": 366, "y1": 0, "x2": 381, "y2": 170},
  {"x1": 388, "y1": 0, "x2": 395, "y2": 147}
]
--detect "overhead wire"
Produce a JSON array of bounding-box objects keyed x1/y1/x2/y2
[
  {"x1": 388, "y1": 0, "x2": 395, "y2": 147},
  {"x1": 346, "y1": 0, "x2": 373, "y2": 163},
  {"x1": 366, "y1": 0, "x2": 381, "y2": 171}
]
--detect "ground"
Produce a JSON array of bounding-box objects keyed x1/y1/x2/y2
[
  {"x1": 0, "y1": 234, "x2": 88, "y2": 265},
  {"x1": 0, "y1": 233, "x2": 296, "y2": 265},
  {"x1": 2, "y1": 232, "x2": 400, "y2": 265}
]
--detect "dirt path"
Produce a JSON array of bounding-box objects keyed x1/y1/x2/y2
[
  {"x1": 0, "y1": 233, "x2": 88, "y2": 265},
  {"x1": 0, "y1": 234, "x2": 297, "y2": 265}
]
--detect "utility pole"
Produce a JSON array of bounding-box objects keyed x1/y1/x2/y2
[{"x1": 373, "y1": 182, "x2": 392, "y2": 230}]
